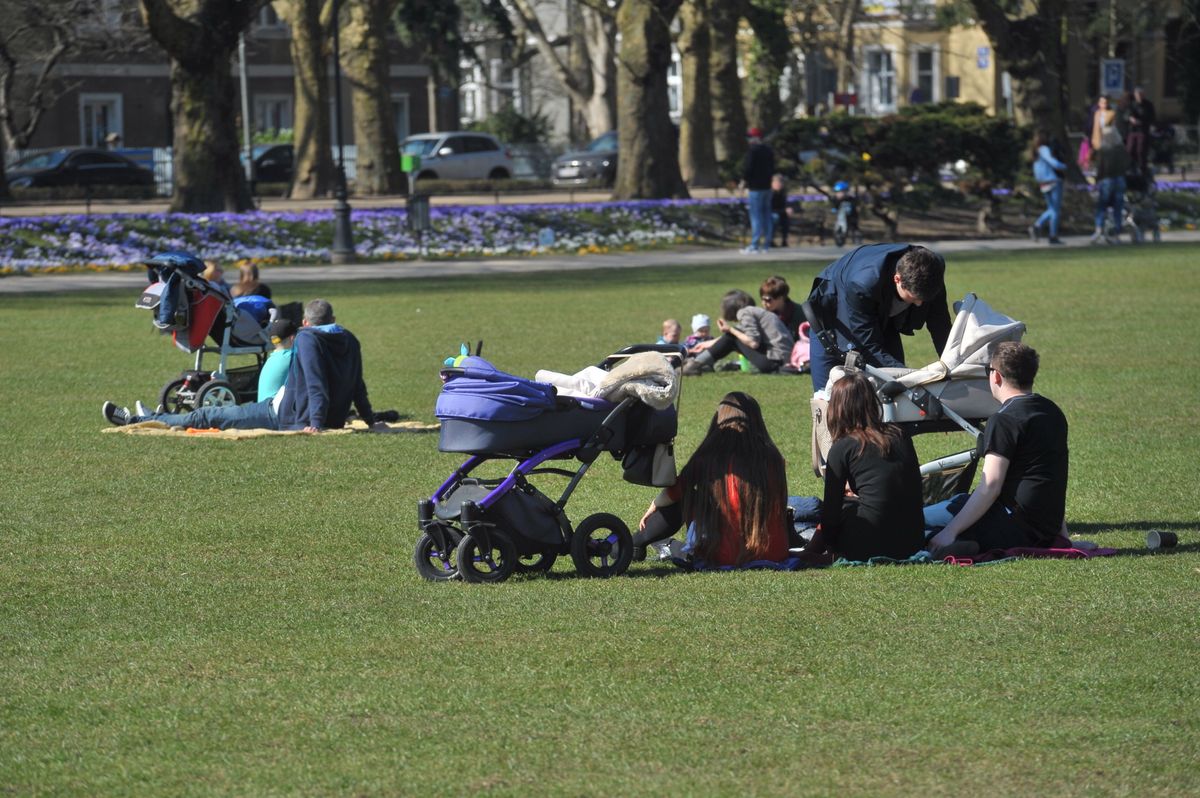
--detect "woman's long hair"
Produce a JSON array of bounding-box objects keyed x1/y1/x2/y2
[
  {"x1": 826, "y1": 371, "x2": 903, "y2": 456},
  {"x1": 680, "y1": 392, "x2": 787, "y2": 564}
]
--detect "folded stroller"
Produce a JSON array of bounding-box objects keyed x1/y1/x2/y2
[
  {"x1": 135, "y1": 251, "x2": 274, "y2": 411},
  {"x1": 415, "y1": 345, "x2": 684, "y2": 584},
  {"x1": 807, "y1": 294, "x2": 1026, "y2": 503}
]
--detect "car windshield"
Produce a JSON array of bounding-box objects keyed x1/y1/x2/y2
[
  {"x1": 13, "y1": 150, "x2": 69, "y2": 170},
  {"x1": 401, "y1": 139, "x2": 440, "y2": 156},
  {"x1": 586, "y1": 133, "x2": 617, "y2": 152}
]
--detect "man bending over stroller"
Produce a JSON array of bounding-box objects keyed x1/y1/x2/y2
[
  {"x1": 925, "y1": 342, "x2": 1069, "y2": 557},
  {"x1": 104, "y1": 299, "x2": 378, "y2": 432}
]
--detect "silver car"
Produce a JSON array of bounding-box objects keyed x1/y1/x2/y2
[{"x1": 401, "y1": 132, "x2": 514, "y2": 181}]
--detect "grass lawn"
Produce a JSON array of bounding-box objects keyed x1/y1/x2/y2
[{"x1": 1, "y1": 244, "x2": 1198, "y2": 796}]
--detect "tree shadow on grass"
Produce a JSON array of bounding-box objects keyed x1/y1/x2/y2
[{"x1": 1069, "y1": 521, "x2": 1198, "y2": 535}]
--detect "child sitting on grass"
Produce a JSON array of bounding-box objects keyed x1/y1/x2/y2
[
  {"x1": 657, "y1": 318, "x2": 681, "y2": 346},
  {"x1": 684, "y1": 313, "x2": 713, "y2": 352}
]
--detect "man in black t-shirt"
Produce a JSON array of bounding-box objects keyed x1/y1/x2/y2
[{"x1": 927, "y1": 341, "x2": 1069, "y2": 554}]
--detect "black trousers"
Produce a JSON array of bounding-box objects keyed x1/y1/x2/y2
[
  {"x1": 706, "y1": 332, "x2": 782, "y2": 373},
  {"x1": 632, "y1": 503, "x2": 684, "y2": 549}
]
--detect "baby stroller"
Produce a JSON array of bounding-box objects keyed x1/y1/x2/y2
[
  {"x1": 415, "y1": 345, "x2": 684, "y2": 584},
  {"x1": 806, "y1": 294, "x2": 1026, "y2": 504},
  {"x1": 1120, "y1": 171, "x2": 1162, "y2": 244},
  {"x1": 134, "y1": 251, "x2": 275, "y2": 411}
]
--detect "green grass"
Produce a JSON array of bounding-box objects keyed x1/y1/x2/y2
[{"x1": 1, "y1": 245, "x2": 1198, "y2": 796}]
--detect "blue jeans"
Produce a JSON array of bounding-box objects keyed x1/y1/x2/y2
[
  {"x1": 1095, "y1": 176, "x2": 1126, "y2": 233},
  {"x1": 748, "y1": 190, "x2": 772, "y2": 250},
  {"x1": 1035, "y1": 180, "x2": 1063, "y2": 238},
  {"x1": 142, "y1": 399, "x2": 279, "y2": 430}
]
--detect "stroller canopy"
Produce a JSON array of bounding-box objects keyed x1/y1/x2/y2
[{"x1": 890, "y1": 293, "x2": 1026, "y2": 388}]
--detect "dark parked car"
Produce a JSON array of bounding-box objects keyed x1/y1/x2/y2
[
  {"x1": 6, "y1": 148, "x2": 155, "y2": 190},
  {"x1": 250, "y1": 144, "x2": 294, "y2": 184},
  {"x1": 552, "y1": 131, "x2": 617, "y2": 187}
]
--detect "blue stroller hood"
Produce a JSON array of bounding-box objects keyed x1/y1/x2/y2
[{"x1": 435, "y1": 357, "x2": 558, "y2": 422}]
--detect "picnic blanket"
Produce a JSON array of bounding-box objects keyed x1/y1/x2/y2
[
  {"x1": 679, "y1": 536, "x2": 1118, "y2": 572},
  {"x1": 103, "y1": 418, "x2": 440, "y2": 439}
]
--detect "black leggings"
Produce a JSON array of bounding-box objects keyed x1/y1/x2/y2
[
  {"x1": 632, "y1": 503, "x2": 684, "y2": 549},
  {"x1": 706, "y1": 332, "x2": 782, "y2": 373}
]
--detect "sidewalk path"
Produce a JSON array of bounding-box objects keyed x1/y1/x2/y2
[{"x1": 3, "y1": 232, "x2": 1199, "y2": 295}]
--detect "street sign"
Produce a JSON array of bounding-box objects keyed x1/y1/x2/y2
[
  {"x1": 1101, "y1": 59, "x2": 1125, "y2": 94},
  {"x1": 976, "y1": 47, "x2": 989, "y2": 69}
]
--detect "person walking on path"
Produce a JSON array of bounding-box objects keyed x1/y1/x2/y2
[
  {"x1": 1029, "y1": 132, "x2": 1067, "y2": 245},
  {"x1": 741, "y1": 128, "x2": 775, "y2": 254}
]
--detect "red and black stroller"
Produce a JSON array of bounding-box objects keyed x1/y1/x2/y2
[{"x1": 135, "y1": 251, "x2": 276, "y2": 411}]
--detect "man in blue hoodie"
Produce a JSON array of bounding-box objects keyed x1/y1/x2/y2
[{"x1": 103, "y1": 299, "x2": 377, "y2": 431}]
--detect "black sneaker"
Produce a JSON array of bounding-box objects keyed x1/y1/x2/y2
[{"x1": 102, "y1": 401, "x2": 133, "y2": 426}]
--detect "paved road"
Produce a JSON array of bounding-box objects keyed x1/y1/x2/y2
[{"x1": 3, "y1": 232, "x2": 1198, "y2": 295}]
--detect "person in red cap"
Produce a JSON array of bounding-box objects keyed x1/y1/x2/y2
[{"x1": 741, "y1": 127, "x2": 775, "y2": 254}]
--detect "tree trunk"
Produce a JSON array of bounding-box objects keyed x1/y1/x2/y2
[
  {"x1": 970, "y1": 0, "x2": 1071, "y2": 174},
  {"x1": 833, "y1": 0, "x2": 859, "y2": 95},
  {"x1": 613, "y1": 0, "x2": 688, "y2": 199},
  {"x1": 708, "y1": 0, "x2": 745, "y2": 167},
  {"x1": 576, "y1": 3, "x2": 618, "y2": 139},
  {"x1": 678, "y1": 0, "x2": 718, "y2": 186},
  {"x1": 139, "y1": 0, "x2": 264, "y2": 213},
  {"x1": 278, "y1": 0, "x2": 334, "y2": 199},
  {"x1": 342, "y1": 0, "x2": 403, "y2": 195},
  {"x1": 0, "y1": 137, "x2": 9, "y2": 201},
  {"x1": 743, "y1": 1, "x2": 789, "y2": 132}
]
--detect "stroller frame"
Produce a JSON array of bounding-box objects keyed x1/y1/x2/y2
[{"x1": 415, "y1": 345, "x2": 684, "y2": 584}]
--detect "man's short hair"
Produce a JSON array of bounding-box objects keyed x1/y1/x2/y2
[
  {"x1": 720, "y1": 289, "x2": 754, "y2": 321},
  {"x1": 991, "y1": 341, "x2": 1039, "y2": 389},
  {"x1": 895, "y1": 247, "x2": 945, "y2": 301},
  {"x1": 305, "y1": 299, "x2": 334, "y2": 326},
  {"x1": 760, "y1": 275, "x2": 790, "y2": 300}
]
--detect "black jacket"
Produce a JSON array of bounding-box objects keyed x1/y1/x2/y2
[
  {"x1": 743, "y1": 142, "x2": 775, "y2": 191},
  {"x1": 807, "y1": 243, "x2": 952, "y2": 369}
]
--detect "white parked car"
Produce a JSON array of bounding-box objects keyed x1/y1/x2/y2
[{"x1": 401, "y1": 132, "x2": 514, "y2": 181}]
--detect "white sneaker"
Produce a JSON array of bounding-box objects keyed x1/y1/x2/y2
[
  {"x1": 740, "y1": 246, "x2": 757, "y2": 255},
  {"x1": 134, "y1": 400, "x2": 151, "y2": 418}
]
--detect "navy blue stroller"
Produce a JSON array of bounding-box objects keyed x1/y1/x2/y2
[{"x1": 415, "y1": 345, "x2": 683, "y2": 583}]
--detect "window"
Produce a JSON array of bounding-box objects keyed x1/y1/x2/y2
[
  {"x1": 667, "y1": 51, "x2": 682, "y2": 119},
  {"x1": 391, "y1": 93, "x2": 410, "y2": 141},
  {"x1": 911, "y1": 47, "x2": 938, "y2": 104},
  {"x1": 79, "y1": 94, "x2": 123, "y2": 147},
  {"x1": 256, "y1": 5, "x2": 284, "y2": 28},
  {"x1": 864, "y1": 48, "x2": 896, "y2": 113},
  {"x1": 466, "y1": 136, "x2": 498, "y2": 153},
  {"x1": 253, "y1": 95, "x2": 293, "y2": 136},
  {"x1": 945, "y1": 76, "x2": 960, "y2": 100}
]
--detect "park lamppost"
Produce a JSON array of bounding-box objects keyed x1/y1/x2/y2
[{"x1": 330, "y1": 0, "x2": 354, "y2": 264}]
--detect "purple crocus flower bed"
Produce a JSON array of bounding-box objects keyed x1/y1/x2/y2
[{"x1": 0, "y1": 199, "x2": 751, "y2": 273}]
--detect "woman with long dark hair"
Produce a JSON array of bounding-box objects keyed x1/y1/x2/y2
[
  {"x1": 802, "y1": 372, "x2": 924, "y2": 561},
  {"x1": 634, "y1": 392, "x2": 789, "y2": 566}
]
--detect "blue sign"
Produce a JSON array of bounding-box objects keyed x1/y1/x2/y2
[
  {"x1": 976, "y1": 47, "x2": 990, "y2": 69},
  {"x1": 1101, "y1": 59, "x2": 1125, "y2": 93}
]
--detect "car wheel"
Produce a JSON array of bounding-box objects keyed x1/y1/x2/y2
[
  {"x1": 416, "y1": 170, "x2": 437, "y2": 181},
  {"x1": 488, "y1": 168, "x2": 510, "y2": 180}
]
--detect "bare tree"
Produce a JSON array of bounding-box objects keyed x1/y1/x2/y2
[
  {"x1": 743, "y1": 0, "x2": 790, "y2": 131},
  {"x1": 506, "y1": 0, "x2": 619, "y2": 141},
  {"x1": 678, "y1": 0, "x2": 718, "y2": 186},
  {"x1": 613, "y1": 0, "x2": 688, "y2": 198},
  {"x1": 0, "y1": 0, "x2": 146, "y2": 197},
  {"x1": 341, "y1": 0, "x2": 403, "y2": 195},
  {"x1": 275, "y1": 0, "x2": 335, "y2": 198},
  {"x1": 139, "y1": 0, "x2": 267, "y2": 212}
]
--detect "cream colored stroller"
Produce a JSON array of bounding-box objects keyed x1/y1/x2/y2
[{"x1": 809, "y1": 293, "x2": 1026, "y2": 503}]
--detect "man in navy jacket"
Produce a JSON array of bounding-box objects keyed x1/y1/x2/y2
[
  {"x1": 806, "y1": 243, "x2": 952, "y2": 389},
  {"x1": 104, "y1": 298, "x2": 377, "y2": 431}
]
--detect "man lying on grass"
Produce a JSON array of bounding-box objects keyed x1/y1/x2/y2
[
  {"x1": 103, "y1": 299, "x2": 379, "y2": 433},
  {"x1": 925, "y1": 341, "x2": 1070, "y2": 557}
]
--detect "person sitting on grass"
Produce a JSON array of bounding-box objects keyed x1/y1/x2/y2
[
  {"x1": 683, "y1": 289, "x2": 794, "y2": 376},
  {"x1": 759, "y1": 274, "x2": 806, "y2": 337},
  {"x1": 632, "y1": 392, "x2": 789, "y2": 567},
  {"x1": 799, "y1": 371, "x2": 924, "y2": 563},
  {"x1": 683, "y1": 313, "x2": 713, "y2": 351},
  {"x1": 657, "y1": 318, "x2": 682, "y2": 346},
  {"x1": 925, "y1": 342, "x2": 1069, "y2": 558},
  {"x1": 256, "y1": 317, "x2": 297, "y2": 402},
  {"x1": 230, "y1": 263, "x2": 272, "y2": 299},
  {"x1": 104, "y1": 299, "x2": 378, "y2": 433}
]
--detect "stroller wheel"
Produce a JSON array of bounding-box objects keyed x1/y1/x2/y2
[
  {"x1": 159, "y1": 377, "x2": 192, "y2": 413},
  {"x1": 514, "y1": 551, "x2": 558, "y2": 574},
  {"x1": 570, "y1": 513, "x2": 633, "y2": 578},
  {"x1": 413, "y1": 528, "x2": 463, "y2": 582},
  {"x1": 457, "y1": 530, "x2": 517, "y2": 584},
  {"x1": 196, "y1": 379, "x2": 238, "y2": 408}
]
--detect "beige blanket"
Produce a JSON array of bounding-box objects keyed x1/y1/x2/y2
[{"x1": 102, "y1": 418, "x2": 439, "y2": 440}]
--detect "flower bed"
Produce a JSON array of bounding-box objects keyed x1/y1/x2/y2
[{"x1": 0, "y1": 200, "x2": 750, "y2": 274}]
